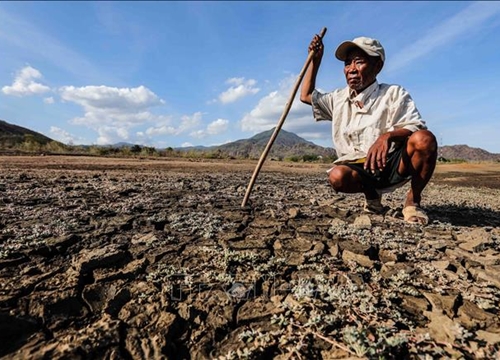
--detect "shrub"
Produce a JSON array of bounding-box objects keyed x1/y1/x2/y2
[
  {"x1": 285, "y1": 155, "x2": 301, "y2": 162},
  {"x1": 302, "y1": 154, "x2": 319, "y2": 162}
]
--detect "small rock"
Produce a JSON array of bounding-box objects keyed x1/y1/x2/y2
[
  {"x1": 379, "y1": 249, "x2": 399, "y2": 263},
  {"x1": 346, "y1": 273, "x2": 365, "y2": 286},
  {"x1": 320, "y1": 349, "x2": 354, "y2": 360},
  {"x1": 296, "y1": 225, "x2": 318, "y2": 234},
  {"x1": 380, "y1": 263, "x2": 415, "y2": 280},
  {"x1": 288, "y1": 207, "x2": 300, "y2": 219},
  {"x1": 46, "y1": 234, "x2": 80, "y2": 253},
  {"x1": 338, "y1": 240, "x2": 378, "y2": 258},
  {"x1": 329, "y1": 218, "x2": 347, "y2": 227},
  {"x1": 422, "y1": 292, "x2": 460, "y2": 318},
  {"x1": 423, "y1": 311, "x2": 457, "y2": 343},
  {"x1": 431, "y1": 260, "x2": 452, "y2": 271},
  {"x1": 469, "y1": 267, "x2": 500, "y2": 289},
  {"x1": 352, "y1": 214, "x2": 372, "y2": 229},
  {"x1": 475, "y1": 330, "x2": 500, "y2": 345},
  {"x1": 327, "y1": 242, "x2": 340, "y2": 258},
  {"x1": 226, "y1": 283, "x2": 250, "y2": 300},
  {"x1": 274, "y1": 237, "x2": 313, "y2": 252},
  {"x1": 458, "y1": 234, "x2": 492, "y2": 253},
  {"x1": 457, "y1": 228, "x2": 492, "y2": 246},
  {"x1": 305, "y1": 241, "x2": 325, "y2": 258},
  {"x1": 446, "y1": 248, "x2": 500, "y2": 267},
  {"x1": 423, "y1": 227, "x2": 454, "y2": 240},
  {"x1": 237, "y1": 297, "x2": 281, "y2": 323},
  {"x1": 131, "y1": 233, "x2": 157, "y2": 245},
  {"x1": 401, "y1": 294, "x2": 430, "y2": 315},
  {"x1": 72, "y1": 245, "x2": 129, "y2": 273},
  {"x1": 425, "y1": 240, "x2": 449, "y2": 251},
  {"x1": 457, "y1": 300, "x2": 497, "y2": 329},
  {"x1": 320, "y1": 205, "x2": 350, "y2": 218},
  {"x1": 342, "y1": 249, "x2": 374, "y2": 268},
  {"x1": 283, "y1": 294, "x2": 302, "y2": 310},
  {"x1": 285, "y1": 252, "x2": 307, "y2": 266}
]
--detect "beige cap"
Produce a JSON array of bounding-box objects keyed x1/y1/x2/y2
[{"x1": 335, "y1": 37, "x2": 385, "y2": 62}]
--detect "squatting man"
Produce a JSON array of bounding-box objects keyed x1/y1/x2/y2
[{"x1": 300, "y1": 34, "x2": 438, "y2": 224}]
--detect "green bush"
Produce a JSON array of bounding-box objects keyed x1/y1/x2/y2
[
  {"x1": 285, "y1": 155, "x2": 301, "y2": 162},
  {"x1": 302, "y1": 154, "x2": 319, "y2": 162},
  {"x1": 140, "y1": 146, "x2": 158, "y2": 157},
  {"x1": 19, "y1": 136, "x2": 42, "y2": 152},
  {"x1": 43, "y1": 141, "x2": 70, "y2": 153}
]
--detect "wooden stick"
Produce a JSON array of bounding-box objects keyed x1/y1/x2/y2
[{"x1": 241, "y1": 27, "x2": 327, "y2": 208}]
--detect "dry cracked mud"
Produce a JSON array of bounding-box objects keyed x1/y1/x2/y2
[{"x1": 1, "y1": 156, "x2": 500, "y2": 359}]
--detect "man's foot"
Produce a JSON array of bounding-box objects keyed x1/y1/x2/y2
[
  {"x1": 364, "y1": 197, "x2": 385, "y2": 214},
  {"x1": 402, "y1": 205, "x2": 428, "y2": 225}
]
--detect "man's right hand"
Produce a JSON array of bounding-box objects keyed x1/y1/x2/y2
[
  {"x1": 309, "y1": 34, "x2": 324, "y2": 60},
  {"x1": 301, "y1": 34, "x2": 324, "y2": 105}
]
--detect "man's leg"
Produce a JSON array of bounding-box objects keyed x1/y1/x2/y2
[
  {"x1": 328, "y1": 165, "x2": 379, "y2": 200},
  {"x1": 398, "y1": 130, "x2": 438, "y2": 223}
]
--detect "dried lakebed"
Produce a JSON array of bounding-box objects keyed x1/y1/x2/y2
[{"x1": 1, "y1": 156, "x2": 500, "y2": 359}]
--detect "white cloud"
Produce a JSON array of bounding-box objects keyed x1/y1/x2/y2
[
  {"x1": 44, "y1": 96, "x2": 55, "y2": 104},
  {"x1": 240, "y1": 74, "x2": 332, "y2": 144},
  {"x1": 58, "y1": 84, "x2": 171, "y2": 145},
  {"x1": 145, "y1": 125, "x2": 177, "y2": 136},
  {"x1": 240, "y1": 90, "x2": 286, "y2": 132},
  {"x1": 2, "y1": 66, "x2": 51, "y2": 96},
  {"x1": 181, "y1": 142, "x2": 193, "y2": 147},
  {"x1": 218, "y1": 77, "x2": 260, "y2": 104},
  {"x1": 60, "y1": 85, "x2": 164, "y2": 112},
  {"x1": 207, "y1": 118, "x2": 228, "y2": 135},
  {"x1": 91, "y1": 125, "x2": 134, "y2": 145},
  {"x1": 240, "y1": 75, "x2": 310, "y2": 132},
  {"x1": 189, "y1": 118, "x2": 229, "y2": 139},
  {"x1": 50, "y1": 126, "x2": 84, "y2": 145},
  {"x1": 387, "y1": 2, "x2": 500, "y2": 74},
  {"x1": 189, "y1": 130, "x2": 206, "y2": 139},
  {"x1": 179, "y1": 112, "x2": 203, "y2": 132},
  {"x1": 145, "y1": 111, "x2": 202, "y2": 137}
]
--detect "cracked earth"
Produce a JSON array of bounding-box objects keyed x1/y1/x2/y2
[{"x1": 1, "y1": 156, "x2": 500, "y2": 359}]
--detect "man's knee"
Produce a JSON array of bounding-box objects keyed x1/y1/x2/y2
[
  {"x1": 328, "y1": 166, "x2": 352, "y2": 192},
  {"x1": 328, "y1": 167, "x2": 341, "y2": 191},
  {"x1": 409, "y1": 130, "x2": 438, "y2": 153}
]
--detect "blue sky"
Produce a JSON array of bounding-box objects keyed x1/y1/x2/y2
[{"x1": 1, "y1": 1, "x2": 500, "y2": 152}]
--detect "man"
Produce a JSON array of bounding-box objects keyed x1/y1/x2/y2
[{"x1": 300, "y1": 34, "x2": 437, "y2": 224}]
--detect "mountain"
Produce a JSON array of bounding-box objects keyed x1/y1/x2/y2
[
  {"x1": 439, "y1": 145, "x2": 500, "y2": 162},
  {"x1": 214, "y1": 128, "x2": 337, "y2": 159},
  {"x1": 0, "y1": 119, "x2": 54, "y2": 147},
  {"x1": 2, "y1": 118, "x2": 499, "y2": 162},
  {"x1": 111, "y1": 142, "x2": 137, "y2": 148}
]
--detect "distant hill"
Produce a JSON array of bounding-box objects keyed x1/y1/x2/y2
[
  {"x1": 439, "y1": 145, "x2": 500, "y2": 162},
  {"x1": 176, "y1": 128, "x2": 337, "y2": 160},
  {"x1": 2, "y1": 118, "x2": 499, "y2": 162},
  {"x1": 0, "y1": 119, "x2": 54, "y2": 147}
]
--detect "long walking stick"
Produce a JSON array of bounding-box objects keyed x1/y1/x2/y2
[{"x1": 241, "y1": 27, "x2": 327, "y2": 208}]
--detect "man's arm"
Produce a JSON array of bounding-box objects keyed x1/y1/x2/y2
[
  {"x1": 300, "y1": 34, "x2": 324, "y2": 105},
  {"x1": 365, "y1": 128, "x2": 413, "y2": 174}
]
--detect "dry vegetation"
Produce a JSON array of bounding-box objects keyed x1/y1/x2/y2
[{"x1": 1, "y1": 156, "x2": 500, "y2": 359}]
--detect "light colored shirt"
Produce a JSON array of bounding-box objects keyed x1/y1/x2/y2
[{"x1": 312, "y1": 81, "x2": 427, "y2": 164}]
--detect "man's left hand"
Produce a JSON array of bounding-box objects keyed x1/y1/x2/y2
[{"x1": 365, "y1": 133, "x2": 391, "y2": 173}]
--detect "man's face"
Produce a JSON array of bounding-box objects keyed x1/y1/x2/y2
[{"x1": 343, "y1": 48, "x2": 382, "y2": 93}]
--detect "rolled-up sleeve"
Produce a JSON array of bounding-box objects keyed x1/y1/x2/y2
[{"x1": 311, "y1": 90, "x2": 333, "y2": 121}]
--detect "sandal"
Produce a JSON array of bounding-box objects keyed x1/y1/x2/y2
[
  {"x1": 402, "y1": 205, "x2": 429, "y2": 225},
  {"x1": 364, "y1": 197, "x2": 385, "y2": 214}
]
